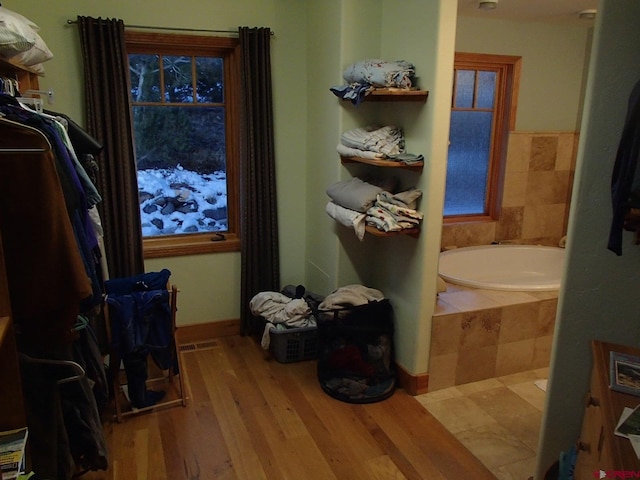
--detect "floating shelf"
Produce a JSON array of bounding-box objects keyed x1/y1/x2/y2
[
  {"x1": 340, "y1": 156, "x2": 423, "y2": 170},
  {"x1": 334, "y1": 85, "x2": 425, "y2": 240},
  {"x1": 355, "y1": 88, "x2": 429, "y2": 102},
  {"x1": 0, "y1": 58, "x2": 43, "y2": 76},
  {"x1": 365, "y1": 226, "x2": 420, "y2": 238}
]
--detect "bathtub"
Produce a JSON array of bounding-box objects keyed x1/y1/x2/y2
[{"x1": 438, "y1": 244, "x2": 565, "y2": 291}]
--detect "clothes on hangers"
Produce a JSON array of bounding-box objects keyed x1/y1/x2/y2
[
  {"x1": 0, "y1": 116, "x2": 92, "y2": 348},
  {"x1": 44, "y1": 109, "x2": 103, "y2": 156},
  {"x1": 19, "y1": 345, "x2": 108, "y2": 479},
  {"x1": 0, "y1": 108, "x2": 109, "y2": 478},
  {"x1": 0, "y1": 96, "x2": 104, "y2": 312}
]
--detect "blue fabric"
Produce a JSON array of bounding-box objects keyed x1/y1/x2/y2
[
  {"x1": 330, "y1": 83, "x2": 372, "y2": 106},
  {"x1": 105, "y1": 269, "x2": 171, "y2": 296},
  {"x1": 106, "y1": 277, "x2": 174, "y2": 408},
  {"x1": 106, "y1": 290, "x2": 172, "y2": 356}
]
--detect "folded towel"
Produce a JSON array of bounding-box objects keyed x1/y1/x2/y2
[
  {"x1": 326, "y1": 177, "x2": 382, "y2": 212},
  {"x1": 325, "y1": 201, "x2": 366, "y2": 240},
  {"x1": 336, "y1": 143, "x2": 386, "y2": 159}
]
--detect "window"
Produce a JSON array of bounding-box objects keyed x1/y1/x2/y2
[
  {"x1": 444, "y1": 53, "x2": 520, "y2": 221},
  {"x1": 125, "y1": 32, "x2": 241, "y2": 258}
]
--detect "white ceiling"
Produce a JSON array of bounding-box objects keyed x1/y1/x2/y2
[{"x1": 457, "y1": 0, "x2": 599, "y2": 25}]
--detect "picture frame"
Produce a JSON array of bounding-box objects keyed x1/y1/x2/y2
[{"x1": 610, "y1": 351, "x2": 640, "y2": 396}]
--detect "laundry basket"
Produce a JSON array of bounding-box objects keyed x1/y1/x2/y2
[
  {"x1": 269, "y1": 325, "x2": 318, "y2": 363},
  {"x1": 316, "y1": 299, "x2": 396, "y2": 404}
]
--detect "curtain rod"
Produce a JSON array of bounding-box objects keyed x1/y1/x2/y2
[{"x1": 65, "y1": 19, "x2": 273, "y2": 35}]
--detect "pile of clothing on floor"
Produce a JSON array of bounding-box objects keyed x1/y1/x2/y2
[
  {"x1": 325, "y1": 176, "x2": 423, "y2": 239},
  {"x1": 249, "y1": 285, "x2": 324, "y2": 350},
  {"x1": 330, "y1": 59, "x2": 417, "y2": 105}
]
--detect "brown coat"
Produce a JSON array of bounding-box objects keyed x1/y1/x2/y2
[{"x1": 0, "y1": 117, "x2": 92, "y2": 350}]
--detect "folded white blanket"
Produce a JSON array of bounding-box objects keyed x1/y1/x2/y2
[
  {"x1": 336, "y1": 143, "x2": 385, "y2": 159},
  {"x1": 376, "y1": 196, "x2": 423, "y2": 220},
  {"x1": 341, "y1": 125, "x2": 405, "y2": 157},
  {"x1": 325, "y1": 201, "x2": 366, "y2": 240}
]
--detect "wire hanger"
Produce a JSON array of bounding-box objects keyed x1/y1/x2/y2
[{"x1": 19, "y1": 353, "x2": 86, "y2": 385}]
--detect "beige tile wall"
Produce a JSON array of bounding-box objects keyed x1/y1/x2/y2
[
  {"x1": 441, "y1": 131, "x2": 579, "y2": 249},
  {"x1": 428, "y1": 284, "x2": 558, "y2": 391}
]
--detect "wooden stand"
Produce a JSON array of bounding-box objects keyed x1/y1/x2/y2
[
  {"x1": 105, "y1": 285, "x2": 187, "y2": 422},
  {"x1": 574, "y1": 340, "x2": 640, "y2": 476}
]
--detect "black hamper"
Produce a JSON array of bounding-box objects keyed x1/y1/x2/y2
[{"x1": 316, "y1": 299, "x2": 396, "y2": 403}]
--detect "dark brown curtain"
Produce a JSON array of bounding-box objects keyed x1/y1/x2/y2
[
  {"x1": 239, "y1": 27, "x2": 280, "y2": 335},
  {"x1": 76, "y1": 16, "x2": 144, "y2": 279}
]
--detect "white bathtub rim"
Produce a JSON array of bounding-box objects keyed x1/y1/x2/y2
[{"x1": 438, "y1": 244, "x2": 565, "y2": 292}]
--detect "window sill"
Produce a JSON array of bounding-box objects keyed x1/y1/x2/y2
[
  {"x1": 443, "y1": 215, "x2": 495, "y2": 224},
  {"x1": 143, "y1": 232, "x2": 240, "y2": 259}
]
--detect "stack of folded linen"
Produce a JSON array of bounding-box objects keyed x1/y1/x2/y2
[
  {"x1": 343, "y1": 59, "x2": 415, "y2": 89},
  {"x1": 336, "y1": 125, "x2": 423, "y2": 164},
  {"x1": 366, "y1": 190, "x2": 423, "y2": 233},
  {"x1": 324, "y1": 177, "x2": 423, "y2": 239},
  {"x1": 330, "y1": 59, "x2": 416, "y2": 105},
  {"x1": 340, "y1": 125, "x2": 404, "y2": 157}
]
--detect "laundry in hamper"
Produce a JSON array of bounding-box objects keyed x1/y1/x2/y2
[{"x1": 315, "y1": 289, "x2": 395, "y2": 404}]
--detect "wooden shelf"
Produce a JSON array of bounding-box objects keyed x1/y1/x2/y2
[
  {"x1": 334, "y1": 84, "x2": 425, "y2": 240},
  {"x1": 365, "y1": 226, "x2": 420, "y2": 238},
  {"x1": 0, "y1": 58, "x2": 41, "y2": 76},
  {"x1": 0, "y1": 58, "x2": 41, "y2": 93},
  {"x1": 338, "y1": 88, "x2": 428, "y2": 103},
  {"x1": 340, "y1": 156, "x2": 423, "y2": 170},
  {"x1": 363, "y1": 88, "x2": 428, "y2": 102},
  {"x1": 0, "y1": 316, "x2": 10, "y2": 345}
]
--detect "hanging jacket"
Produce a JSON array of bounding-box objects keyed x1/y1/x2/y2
[{"x1": 608, "y1": 78, "x2": 640, "y2": 255}]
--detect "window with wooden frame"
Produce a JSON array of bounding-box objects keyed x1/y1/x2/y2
[
  {"x1": 125, "y1": 31, "x2": 241, "y2": 258},
  {"x1": 444, "y1": 52, "x2": 521, "y2": 222}
]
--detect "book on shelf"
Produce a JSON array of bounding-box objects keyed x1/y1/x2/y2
[
  {"x1": 0, "y1": 427, "x2": 28, "y2": 480},
  {"x1": 610, "y1": 350, "x2": 640, "y2": 396}
]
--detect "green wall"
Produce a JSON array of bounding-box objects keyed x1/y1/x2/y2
[
  {"x1": 537, "y1": 1, "x2": 640, "y2": 475},
  {"x1": 456, "y1": 15, "x2": 592, "y2": 132},
  {"x1": 302, "y1": 0, "x2": 456, "y2": 373},
  {"x1": 9, "y1": 0, "x2": 309, "y2": 327}
]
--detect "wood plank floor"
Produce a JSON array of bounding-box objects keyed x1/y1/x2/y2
[{"x1": 82, "y1": 335, "x2": 496, "y2": 480}]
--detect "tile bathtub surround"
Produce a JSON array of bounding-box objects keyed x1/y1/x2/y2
[
  {"x1": 429, "y1": 284, "x2": 558, "y2": 391},
  {"x1": 441, "y1": 131, "x2": 578, "y2": 249}
]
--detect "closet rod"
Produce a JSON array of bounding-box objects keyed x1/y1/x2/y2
[{"x1": 65, "y1": 19, "x2": 274, "y2": 36}]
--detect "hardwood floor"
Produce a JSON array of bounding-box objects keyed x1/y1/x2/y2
[{"x1": 82, "y1": 335, "x2": 496, "y2": 480}]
